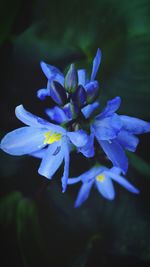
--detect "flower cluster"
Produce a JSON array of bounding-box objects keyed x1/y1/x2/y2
[{"x1": 1, "y1": 49, "x2": 150, "y2": 206}]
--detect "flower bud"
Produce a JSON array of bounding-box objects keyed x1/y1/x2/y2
[
  {"x1": 50, "y1": 81, "x2": 67, "y2": 106},
  {"x1": 71, "y1": 85, "x2": 87, "y2": 108},
  {"x1": 65, "y1": 64, "x2": 77, "y2": 93}
]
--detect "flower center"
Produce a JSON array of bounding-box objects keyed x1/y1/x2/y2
[
  {"x1": 96, "y1": 174, "x2": 105, "y2": 182},
  {"x1": 44, "y1": 131, "x2": 62, "y2": 144}
]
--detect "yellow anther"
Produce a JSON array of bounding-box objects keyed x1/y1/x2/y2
[
  {"x1": 96, "y1": 174, "x2": 105, "y2": 182},
  {"x1": 44, "y1": 131, "x2": 62, "y2": 145}
]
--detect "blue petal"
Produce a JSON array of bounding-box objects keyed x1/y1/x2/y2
[
  {"x1": 50, "y1": 81, "x2": 67, "y2": 106},
  {"x1": 38, "y1": 141, "x2": 64, "y2": 179},
  {"x1": 15, "y1": 105, "x2": 66, "y2": 134},
  {"x1": 40, "y1": 61, "x2": 64, "y2": 85},
  {"x1": 120, "y1": 115, "x2": 150, "y2": 134},
  {"x1": 30, "y1": 148, "x2": 47, "y2": 158},
  {"x1": 78, "y1": 133, "x2": 95, "y2": 157},
  {"x1": 71, "y1": 85, "x2": 87, "y2": 107},
  {"x1": 81, "y1": 101, "x2": 100, "y2": 119},
  {"x1": 37, "y1": 88, "x2": 50, "y2": 100},
  {"x1": 117, "y1": 130, "x2": 139, "y2": 152},
  {"x1": 0, "y1": 127, "x2": 46, "y2": 156},
  {"x1": 74, "y1": 181, "x2": 94, "y2": 207},
  {"x1": 85, "y1": 81, "x2": 99, "y2": 103},
  {"x1": 61, "y1": 137, "x2": 70, "y2": 192},
  {"x1": 96, "y1": 97, "x2": 121, "y2": 120},
  {"x1": 67, "y1": 130, "x2": 88, "y2": 147},
  {"x1": 68, "y1": 177, "x2": 82, "y2": 184},
  {"x1": 91, "y1": 48, "x2": 101, "y2": 81},
  {"x1": 110, "y1": 166, "x2": 122, "y2": 175},
  {"x1": 95, "y1": 176, "x2": 115, "y2": 200},
  {"x1": 99, "y1": 140, "x2": 128, "y2": 174},
  {"x1": 45, "y1": 106, "x2": 68, "y2": 124},
  {"x1": 93, "y1": 114, "x2": 122, "y2": 140},
  {"x1": 105, "y1": 171, "x2": 140, "y2": 194},
  {"x1": 77, "y1": 69, "x2": 86, "y2": 86},
  {"x1": 63, "y1": 103, "x2": 78, "y2": 120}
]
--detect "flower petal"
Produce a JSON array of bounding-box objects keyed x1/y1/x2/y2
[
  {"x1": 93, "y1": 114, "x2": 122, "y2": 140},
  {"x1": 105, "y1": 171, "x2": 140, "y2": 194},
  {"x1": 0, "y1": 127, "x2": 46, "y2": 155},
  {"x1": 40, "y1": 61, "x2": 64, "y2": 85},
  {"x1": 37, "y1": 88, "x2": 50, "y2": 100},
  {"x1": 117, "y1": 130, "x2": 139, "y2": 152},
  {"x1": 75, "y1": 181, "x2": 94, "y2": 207},
  {"x1": 91, "y1": 48, "x2": 101, "y2": 81},
  {"x1": 96, "y1": 97, "x2": 121, "y2": 120},
  {"x1": 15, "y1": 105, "x2": 66, "y2": 134},
  {"x1": 85, "y1": 81, "x2": 99, "y2": 104},
  {"x1": 30, "y1": 148, "x2": 47, "y2": 158},
  {"x1": 81, "y1": 101, "x2": 100, "y2": 119},
  {"x1": 78, "y1": 133, "x2": 95, "y2": 158},
  {"x1": 77, "y1": 69, "x2": 86, "y2": 86},
  {"x1": 45, "y1": 106, "x2": 68, "y2": 124},
  {"x1": 38, "y1": 141, "x2": 64, "y2": 179},
  {"x1": 61, "y1": 137, "x2": 70, "y2": 192},
  {"x1": 120, "y1": 115, "x2": 150, "y2": 134},
  {"x1": 96, "y1": 176, "x2": 115, "y2": 200},
  {"x1": 99, "y1": 140, "x2": 128, "y2": 174},
  {"x1": 67, "y1": 130, "x2": 88, "y2": 147}
]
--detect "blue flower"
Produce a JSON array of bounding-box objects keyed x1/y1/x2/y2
[
  {"x1": 90, "y1": 96, "x2": 150, "y2": 174},
  {"x1": 68, "y1": 166, "x2": 139, "y2": 207},
  {"x1": 38, "y1": 49, "x2": 102, "y2": 124},
  {"x1": 0, "y1": 105, "x2": 89, "y2": 192}
]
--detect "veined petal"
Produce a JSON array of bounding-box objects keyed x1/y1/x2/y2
[
  {"x1": 81, "y1": 101, "x2": 100, "y2": 119},
  {"x1": 15, "y1": 105, "x2": 66, "y2": 134},
  {"x1": 74, "y1": 181, "x2": 94, "y2": 207},
  {"x1": 99, "y1": 140, "x2": 128, "y2": 174},
  {"x1": 0, "y1": 127, "x2": 46, "y2": 156},
  {"x1": 105, "y1": 171, "x2": 140, "y2": 194},
  {"x1": 120, "y1": 115, "x2": 150, "y2": 134},
  {"x1": 77, "y1": 69, "x2": 86, "y2": 86},
  {"x1": 40, "y1": 61, "x2": 64, "y2": 85},
  {"x1": 95, "y1": 176, "x2": 115, "y2": 200},
  {"x1": 45, "y1": 106, "x2": 68, "y2": 124},
  {"x1": 117, "y1": 130, "x2": 139, "y2": 152},
  {"x1": 91, "y1": 48, "x2": 101, "y2": 81},
  {"x1": 37, "y1": 88, "x2": 50, "y2": 100},
  {"x1": 93, "y1": 114, "x2": 122, "y2": 140},
  {"x1": 61, "y1": 137, "x2": 70, "y2": 192},
  {"x1": 38, "y1": 141, "x2": 64, "y2": 179},
  {"x1": 78, "y1": 133, "x2": 95, "y2": 157},
  {"x1": 67, "y1": 130, "x2": 88, "y2": 147},
  {"x1": 96, "y1": 97, "x2": 121, "y2": 120}
]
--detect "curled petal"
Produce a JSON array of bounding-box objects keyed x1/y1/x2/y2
[
  {"x1": 91, "y1": 48, "x2": 101, "y2": 81},
  {"x1": 67, "y1": 130, "x2": 88, "y2": 147},
  {"x1": 0, "y1": 127, "x2": 46, "y2": 156},
  {"x1": 117, "y1": 130, "x2": 139, "y2": 152},
  {"x1": 120, "y1": 115, "x2": 150, "y2": 134},
  {"x1": 96, "y1": 97, "x2": 121, "y2": 120},
  {"x1": 37, "y1": 88, "x2": 50, "y2": 100},
  {"x1": 78, "y1": 133, "x2": 95, "y2": 158},
  {"x1": 96, "y1": 176, "x2": 115, "y2": 200},
  {"x1": 74, "y1": 181, "x2": 94, "y2": 207},
  {"x1": 40, "y1": 61, "x2": 64, "y2": 85},
  {"x1": 45, "y1": 106, "x2": 68, "y2": 124},
  {"x1": 99, "y1": 139, "x2": 128, "y2": 174},
  {"x1": 38, "y1": 141, "x2": 64, "y2": 179},
  {"x1": 81, "y1": 101, "x2": 100, "y2": 119}
]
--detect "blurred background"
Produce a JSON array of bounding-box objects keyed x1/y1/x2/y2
[{"x1": 0, "y1": 0, "x2": 150, "y2": 266}]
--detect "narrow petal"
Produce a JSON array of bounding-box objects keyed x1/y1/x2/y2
[
  {"x1": 38, "y1": 141, "x2": 64, "y2": 179},
  {"x1": 77, "y1": 69, "x2": 86, "y2": 86},
  {"x1": 0, "y1": 127, "x2": 46, "y2": 155},
  {"x1": 67, "y1": 130, "x2": 88, "y2": 147},
  {"x1": 110, "y1": 166, "x2": 122, "y2": 175},
  {"x1": 15, "y1": 105, "x2": 66, "y2": 134},
  {"x1": 96, "y1": 176, "x2": 115, "y2": 200},
  {"x1": 40, "y1": 61, "x2": 64, "y2": 85},
  {"x1": 50, "y1": 81, "x2": 67, "y2": 106},
  {"x1": 93, "y1": 114, "x2": 122, "y2": 140},
  {"x1": 61, "y1": 137, "x2": 70, "y2": 192},
  {"x1": 99, "y1": 140, "x2": 128, "y2": 174},
  {"x1": 45, "y1": 106, "x2": 68, "y2": 124},
  {"x1": 91, "y1": 48, "x2": 101, "y2": 81},
  {"x1": 96, "y1": 97, "x2": 121, "y2": 120},
  {"x1": 78, "y1": 133, "x2": 95, "y2": 158},
  {"x1": 37, "y1": 88, "x2": 50, "y2": 100},
  {"x1": 117, "y1": 130, "x2": 139, "y2": 152},
  {"x1": 120, "y1": 115, "x2": 150, "y2": 134},
  {"x1": 105, "y1": 171, "x2": 140, "y2": 194},
  {"x1": 85, "y1": 81, "x2": 99, "y2": 104},
  {"x1": 81, "y1": 101, "x2": 100, "y2": 119},
  {"x1": 75, "y1": 181, "x2": 94, "y2": 207},
  {"x1": 68, "y1": 177, "x2": 82, "y2": 184}
]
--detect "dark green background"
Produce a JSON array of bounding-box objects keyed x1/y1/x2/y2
[{"x1": 0, "y1": 0, "x2": 150, "y2": 266}]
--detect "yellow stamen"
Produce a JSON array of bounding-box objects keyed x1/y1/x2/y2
[
  {"x1": 44, "y1": 131, "x2": 62, "y2": 144},
  {"x1": 96, "y1": 174, "x2": 105, "y2": 182}
]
